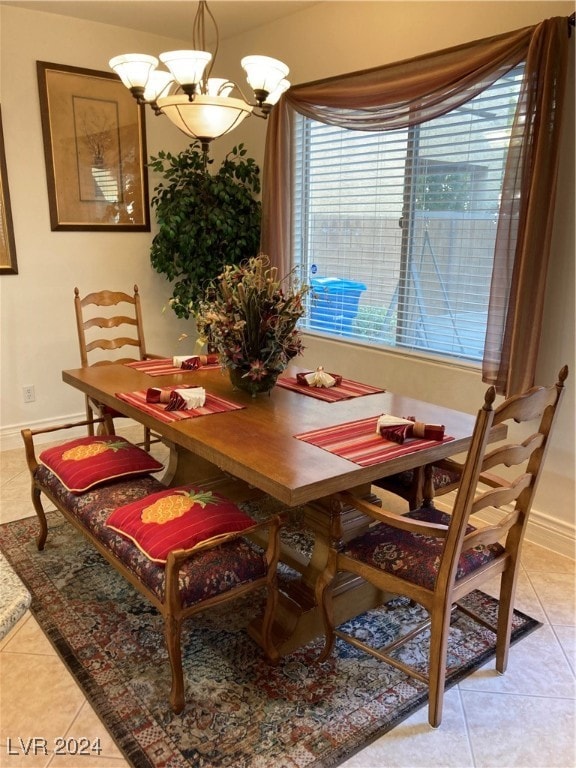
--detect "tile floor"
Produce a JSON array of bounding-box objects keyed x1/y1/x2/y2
[{"x1": 0, "y1": 427, "x2": 574, "y2": 768}]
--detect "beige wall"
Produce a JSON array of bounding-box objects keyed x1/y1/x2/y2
[{"x1": 0, "y1": 1, "x2": 574, "y2": 555}]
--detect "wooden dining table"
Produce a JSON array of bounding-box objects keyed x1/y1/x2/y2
[{"x1": 62, "y1": 361, "x2": 504, "y2": 654}]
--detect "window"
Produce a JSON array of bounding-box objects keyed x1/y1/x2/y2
[{"x1": 294, "y1": 67, "x2": 524, "y2": 362}]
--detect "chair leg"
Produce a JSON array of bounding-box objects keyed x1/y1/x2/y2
[
  {"x1": 495, "y1": 564, "x2": 518, "y2": 673},
  {"x1": 31, "y1": 485, "x2": 48, "y2": 551},
  {"x1": 427, "y1": 606, "x2": 452, "y2": 728},
  {"x1": 144, "y1": 427, "x2": 151, "y2": 452},
  {"x1": 164, "y1": 613, "x2": 185, "y2": 714}
]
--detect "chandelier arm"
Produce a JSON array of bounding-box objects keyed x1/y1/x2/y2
[
  {"x1": 226, "y1": 80, "x2": 252, "y2": 104},
  {"x1": 204, "y1": 77, "x2": 264, "y2": 110},
  {"x1": 214, "y1": 79, "x2": 236, "y2": 95}
]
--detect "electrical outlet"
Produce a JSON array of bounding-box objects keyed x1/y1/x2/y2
[{"x1": 22, "y1": 385, "x2": 35, "y2": 403}]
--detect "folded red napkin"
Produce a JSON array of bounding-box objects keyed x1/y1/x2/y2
[
  {"x1": 146, "y1": 387, "x2": 206, "y2": 410},
  {"x1": 146, "y1": 388, "x2": 170, "y2": 404},
  {"x1": 146, "y1": 387, "x2": 185, "y2": 410},
  {"x1": 180, "y1": 354, "x2": 219, "y2": 370},
  {"x1": 378, "y1": 416, "x2": 445, "y2": 444},
  {"x1": 165, "y1": 391, "x2": 187, "y2": 411}
]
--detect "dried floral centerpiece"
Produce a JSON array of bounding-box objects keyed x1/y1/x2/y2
[{"x1": 196, "y1": 256, "x2": 308, "y2": 395}]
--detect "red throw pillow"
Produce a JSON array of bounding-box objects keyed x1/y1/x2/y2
[
  {"x1": 106, "y1": 485, "x2": 255, "y2": 563},
  {"x1": 39, "y1": 436, "x2": 163, "y2": 494}
]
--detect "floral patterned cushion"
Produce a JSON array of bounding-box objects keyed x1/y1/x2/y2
[
  {"x1": 35, "y1": 466, "x2": 267, "y2": 607},
  {"x1": 343, "y1": 506, "x2": 504, "y2": 591},
  {"x1": 106, "y1": 485, "x2": 256, "y2": 563},
  {"x1": 39, "y1": 436, "x2": 163, "y2": 493}
]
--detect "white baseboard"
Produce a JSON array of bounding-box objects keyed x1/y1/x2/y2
[
  {"x1": 437, "y1": 495, "x2": 576, "y2": 561},
  {"x1": 0, "y1": 413, "x2": 141, "y2": 452},
  {"x1": 524, "y1": 508, "x2": 575, "y2": 559},
  {"x1": 2, "y1": 416, "x2": 574, "y2": 560}
]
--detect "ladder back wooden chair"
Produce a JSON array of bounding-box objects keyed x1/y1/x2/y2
[
  {"x1": 74, "y1": 285, "x2": 162, "y2": 450},
  {"x1": 315, "y1": 365, "x2": 568, "y2": 728}
]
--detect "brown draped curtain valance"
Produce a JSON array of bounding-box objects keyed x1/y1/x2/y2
[{"x1": 261, "y1": 17, "x2": 572, "y2": 395}]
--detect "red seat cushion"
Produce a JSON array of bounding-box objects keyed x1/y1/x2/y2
[
  {"x1": 39, "y1": 436, "x2": 163, "y2": 494},
  {"x1": 106, "y1": 485, "x2": 256, "y2": 563},
  {"x1": 34, "y1": 466, "x2": 267, "y2": 606},
  {"x1": 343, "y1": 506, "x2": 504, "y2": 591}
]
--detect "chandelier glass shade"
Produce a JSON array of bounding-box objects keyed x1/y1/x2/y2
[
  {"x1": 156, "y1": 94, "x2": 253, "y2": 142},
  {"x1": 109, "y1": 1, "x2": 290, "y2": 151}
]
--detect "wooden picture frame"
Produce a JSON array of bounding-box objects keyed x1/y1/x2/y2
[
  {"x1": 37, "y1": 61, "x2": 150, "y2": 231},
  {"x1": 0, "y1": 106, "x2": 18, "y2": 274}
]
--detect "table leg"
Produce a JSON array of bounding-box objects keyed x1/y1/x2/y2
[
  {"x1": 403, "y1": 464, "x2": 436, "y2": 508},
  {"x1": 161, "y1": 442, "x2": 229, "y2": 488},
  {"x1": 254, "y1": 486, "x2": 389, "y2": 656},
  {"x1": 422, "y1": 463, "x2": 437, "y2": 506}
]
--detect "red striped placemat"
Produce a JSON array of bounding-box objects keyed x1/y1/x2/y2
[
  {"x1": 116, "y1": 387, "x2": 244, "y2": 423},
  {"x1": 277, "y1": 376, "x2": 384, "y2": 402},
  {"x1": 125, "y1": 359, "x2": 220, "y2": 376},
  {"x1": 295, "y1": 416, "x2": 453, "y2": 466}
]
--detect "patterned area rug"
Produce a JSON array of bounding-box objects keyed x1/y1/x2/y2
[{"x1": 0, "y1": 510, "x2": 540, "y2": 768}]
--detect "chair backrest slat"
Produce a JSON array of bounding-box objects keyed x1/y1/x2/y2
[
  {"x1": 80, "y1": 289, "x2": 136, "y2": 308},
  {"x1": 82, "y1": 315, "x2": 139, "y2": 331},
  {"x1": 74, "y1": 285, "x2": 148, "y2": 367},
  {"x1": 481, "y1": 433, "x2": 544, "y2": 472},
  {"x1": 471, "y1": 473, "x2": 532, "y2": 515},
  {"x1": 493, "y1": 384, "x2": 561, "y2": 425},
  {"x1": 84, "y1": 337, "x2": 141, "y2": 355}
]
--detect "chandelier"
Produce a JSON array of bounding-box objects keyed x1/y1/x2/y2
[{"x1": 109, "y1": 1, "x2": 290, "y2": 153}]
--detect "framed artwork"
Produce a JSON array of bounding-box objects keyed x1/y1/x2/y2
[
  {"x1": 0, "y1": 106, "x2": 18, "y2": 274},
  {"x1": 37, "y1": 61, "x2": 150, "y2": 231}
]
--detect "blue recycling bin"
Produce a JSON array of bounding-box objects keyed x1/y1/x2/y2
[{"x1": 309, "y1": 277, "x2": 367, "y2": 335}]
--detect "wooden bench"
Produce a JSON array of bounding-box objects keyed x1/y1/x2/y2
[{"x1": 20, "y1": 418, "x2": 282, "y2": 714}]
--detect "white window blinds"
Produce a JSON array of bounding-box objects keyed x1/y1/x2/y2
[{"x1": 293, "y1": 66, "x2": 524, "y2": 362}]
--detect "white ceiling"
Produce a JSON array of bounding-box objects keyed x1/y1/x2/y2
[{"x1": 0, "y1": 1, "x2": 318, "y2": 42}]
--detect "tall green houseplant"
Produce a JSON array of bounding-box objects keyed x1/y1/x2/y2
[{"x1": 149, "y1": 142, "x2": 261, "y2": 319}]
